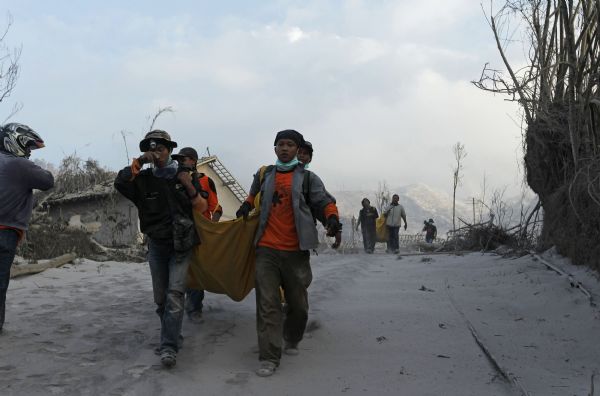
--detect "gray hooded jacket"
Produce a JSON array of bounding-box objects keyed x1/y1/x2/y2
[
  {"x1": 249, "y1": 165, "x2": 335, "y2": 251},
  {"x1": 0, "y1": 151, "x2": 54, "y2": 230}
]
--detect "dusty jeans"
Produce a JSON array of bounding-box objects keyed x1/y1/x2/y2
[
  {"x1": 147, "y1": 238, "x2": 192, "y2": 353},
  {"x1": 0, "y1": 229, "x2": 18, "y2": 330},
  {"x1": 255, "y1": 247, "x2": 312, "y2": 365}
]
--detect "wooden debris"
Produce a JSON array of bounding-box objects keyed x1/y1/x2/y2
[{"x1": 10, "y1": 253, "x2": 77, "y2": 278}]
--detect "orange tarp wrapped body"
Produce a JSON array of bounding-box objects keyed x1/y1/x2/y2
[
  {"x1": 187, "y1": 212, "x2": 259, "y2": 302},
  {"x1": 376, "y1": 215, "x2": 388, "y2": 243}
]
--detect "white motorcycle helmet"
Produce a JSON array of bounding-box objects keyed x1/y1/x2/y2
[{"x1": 0, "y1": 123, "x2": 45, "y2": 158}]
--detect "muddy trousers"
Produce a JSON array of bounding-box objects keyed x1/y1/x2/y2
[
  {"x1": 0, "y1": 229, "x2": 18, "y2": 330},
  {"x1": 361, "y1": 226, "x2": 376, "y2": 252},
  {"x1": 147, "y1": 238, "x2": 192, "y2": 353},
  {"x1": 255, "y1": 247, "x2": 312, "y2": 365}
]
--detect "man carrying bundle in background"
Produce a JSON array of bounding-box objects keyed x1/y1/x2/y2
[{"x1": 383, "y1": 194, "x2": 407, "y2": 254}]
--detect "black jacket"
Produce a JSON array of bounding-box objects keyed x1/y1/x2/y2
[
  {"x1": 114, "y1": 166, "x2": 198, "y2": 247},
  {"x1": 357, "y1": 206, "x2": 379, "y2": 231}
]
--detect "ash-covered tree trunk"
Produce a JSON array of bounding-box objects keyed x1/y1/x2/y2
[{"x1": 475, "y1": 0, "x2": 600, "y2": 268}]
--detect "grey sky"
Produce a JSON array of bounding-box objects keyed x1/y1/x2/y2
[{"x1": 1, "y1": 1, "x2": 525, "y2": 198}]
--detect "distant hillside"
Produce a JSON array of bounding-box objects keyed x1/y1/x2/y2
[
  {"x1": 332, "y1": 183, "x2": 538, "y2": 237},
  {"x1": 332, "y1": 183, "x2": 472, "y2": 236}
]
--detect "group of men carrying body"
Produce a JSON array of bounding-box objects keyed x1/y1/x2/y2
[
  {"x1": 117, "y1": 128, "x2": 343, "y2": 375},
  {"x1": 0, "y1": 123, "x2": 434, "y2": 377},
  {"x1": 0, "y1": 124, "x2": 340, "y2": 376}
]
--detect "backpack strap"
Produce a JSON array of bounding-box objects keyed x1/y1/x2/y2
[
  {"x1": 302, "y1": 170, "x2": 311, "y2": 206},
  {"x1": 206, "y1": 176, "x2": 217, "y2": 194},
  {"x1": 259, "y1": 165, "x2": 275, "y2": 185}
]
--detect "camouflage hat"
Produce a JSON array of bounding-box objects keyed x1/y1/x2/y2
[
  {"x1": 171, "y1": 147, "x2": 199, "y2": 161},
  {"x1": 139, "y1": 129, "x2": 178, "y2": 152}
]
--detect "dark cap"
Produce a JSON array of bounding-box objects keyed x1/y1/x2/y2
[
  {"x1": 139, "y1": 129, "x2": 178, "y2": 152},
  {"x1": 299, "y1": 140, "x2": 313, "y2": 155},
  {"x1": 274, "y1": 129, "x2": 304, "y2": 146},
  {"x1": 171, "y1": 147, "x2": 199, "y2": 161}
]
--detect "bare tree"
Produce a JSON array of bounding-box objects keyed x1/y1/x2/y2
[
  {"x1": 478, "y1": 172, "x2": 489, "y2": 223},
  {"x1": 490, "y1": 186, "x2": 513, "y2": 230},
  {"x1": 0, "y1": 13, "x2": 21, "y2": 113},
  {"x1": 474, "y1": 1, "x2": 600, "y2": 266},
  {"x1": 148, "y1": 106, "x2": 174, "y2": 131},
  {"x1": 452, "y1": 142, "x2": 467, "y2": 233},
  {"x1": 375, "y1": 180, "x2": 391, "y2": 214},
  {"x1": 119, "y1": 130, "x2": 131, "y2": 164}
]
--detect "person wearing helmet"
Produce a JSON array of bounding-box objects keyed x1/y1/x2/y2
[
  {"x1": 114, "y1": 130, "x2": 208, "y2": 368},
  {"x1": 0, "y1": 123, "x2": 54, "y2": 331},
  {"x1": 171, "y1": 146, "x2": 219, "y2": 323}
]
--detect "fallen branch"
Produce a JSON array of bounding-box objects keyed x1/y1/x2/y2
[
  {"x1": 397, "y1": 251, "x2": 471, "y2": 258},
  {"x1": 533, "y1": 254, "x2": 596, "y2": 306},
  {"x1": 89, "y1": 237, "x2": 122, "y2": 254},
  {"x1": 89, "y1": 237, "x2": 146, "y2": 262},
  {"x1": 445, "y1": 280, "x2": 531, "y2": 396},
  {"x1": 10, "y1": 253, "x2": 77, "y2": 278}
]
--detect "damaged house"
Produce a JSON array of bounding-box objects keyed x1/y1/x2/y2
[
  {"x1": 42, "y1": 155, "x2": 246, "y2": 248},
  {"x1": 43, "y1": 181, "x2": 140, "y2": 248}
]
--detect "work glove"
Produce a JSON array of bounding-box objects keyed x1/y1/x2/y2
[
  {"x1": 236, "y1": 201, "x2": 252, "y2": 219},
  {"x1": 331, "y1": 230, "x2": 342, "y2": 249},
  {"x1": 326, "y1": 215, "x2": 341, "y2": 237}
]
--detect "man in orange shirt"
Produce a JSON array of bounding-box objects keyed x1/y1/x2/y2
[
  {"x1": 171, "y1": 147, "x2": 218, "y2": 322},
  {"x1": 236, "y1": 129, "x2": 341, "y2": 377}
]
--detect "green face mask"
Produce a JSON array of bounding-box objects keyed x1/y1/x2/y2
[{"x1": 275, "y1": 157, "x2": 299, "y2": 171}]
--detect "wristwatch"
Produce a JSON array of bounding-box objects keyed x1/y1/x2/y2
[{"x1": 198, "y1": 189, "x2": 209, "y2": 199}]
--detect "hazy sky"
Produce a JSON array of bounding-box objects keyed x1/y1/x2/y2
[{"x1": 0, "y1": 1, "x2": 526, "y2": 198}]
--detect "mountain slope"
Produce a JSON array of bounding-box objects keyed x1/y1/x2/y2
[{"x1": 332, "y1": 183, "x2": 472, "y2": 235}]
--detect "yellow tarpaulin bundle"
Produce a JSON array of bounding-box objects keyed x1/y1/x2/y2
[
  {"x1": 187, "y1": 212, "x2": 259, "y2": 302},
  {"x1": 376, "y1": 215, "x2": 388, "y2": 243}
]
